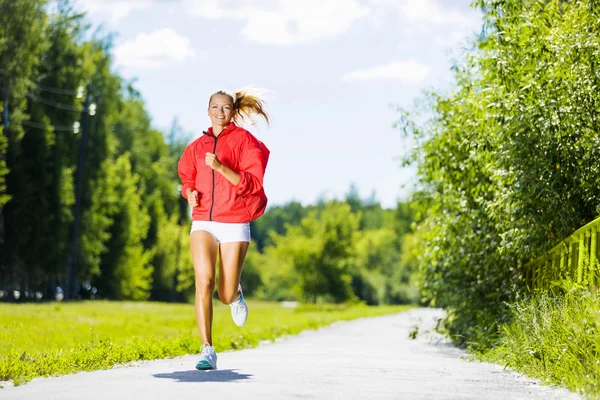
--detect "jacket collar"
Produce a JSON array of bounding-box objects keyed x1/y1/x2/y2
[{"x1": 204, "y1": 122, "x2": 237, "y2": 138}]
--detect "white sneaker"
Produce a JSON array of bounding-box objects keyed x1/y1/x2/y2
[
  {"x1": 196, "y1": 344, "x2": 217, "y2": 370},
  {"x1": 229, "y1": 285, "x2": 248, "y2": 327}
]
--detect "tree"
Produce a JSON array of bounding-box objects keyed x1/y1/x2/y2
[
  {"x1": 0, "y1": 0, "x2": 49, "y2": 289},
  {"x1": 271, "y1": 202, "x2": 359, "y2": 303},
  {"x1": 250, "y1": 201, "x2": 306, "y2": 251},
  {"x1": 95, "y1": 154, "x2": 152, "y2": 300}
]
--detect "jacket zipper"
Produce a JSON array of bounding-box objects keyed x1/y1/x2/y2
[{"x1": 209, "y1": 136, "x2": 218, "y2": 221}]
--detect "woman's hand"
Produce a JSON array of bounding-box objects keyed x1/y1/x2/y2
[
  {"x1": 205, "y1": 152, "x2": 241, "y2": 185},
  {"x1": 205, "y1": 152, "x2": 222, "y2": 171},
  {"x1": 186, "y1": 188, "x2": 199, "y2": 207}
]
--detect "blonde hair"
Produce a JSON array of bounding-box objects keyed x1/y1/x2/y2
[{"x1": 209, "y1": 87, "x2": 271, "y2": 126}]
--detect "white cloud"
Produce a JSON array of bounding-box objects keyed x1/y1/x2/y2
[
  {"x1": 187, "y1": 0, "x2": 480, "y2": 46},
  {"x1": 365, "y1": 0, "x2": 482, "y2": 50},
  {"x1": 114, "y1": 28, "x2": 196, "y2": 69},
  {"x1": 190, "y1": 0, "x2": 369, "y2": 45},
  {"x1": 76, "y1": 0, "x2": 152, "y2": 23},
  {"x1": 343, "y1": 60, "x2": 431, "y2": 83},
  {"x1": 395, "y1": 0, "x2": 472, "y2": 25},
  {"x1": 366, "y1": 0, "x2": 473, "y2": 25}
]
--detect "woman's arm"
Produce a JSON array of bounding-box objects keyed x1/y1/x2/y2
[
  {"x1": 233, "y1": 137, "x2": 269, "y2": 196},
  {"x1": 205, "y1": 152, "x2": 240, "y2": 186},
  {"x1": 178, "y1": 145, "x2": 197, "y2": 198},
  {"x1": 204, "y1": 135, "x2": 269, "y2": 196}
]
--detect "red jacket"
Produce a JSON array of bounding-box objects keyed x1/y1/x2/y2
[{"x1": 178, "y1": 123, "x2": 270, "y2": 223}]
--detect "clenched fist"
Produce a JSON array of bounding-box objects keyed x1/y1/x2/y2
[
  {"x1": 205, "y1": 152, "x2": 222, "y2": 171},
  {"x1": 186, "y1": 189, "x2": 199, "y2": 207}
]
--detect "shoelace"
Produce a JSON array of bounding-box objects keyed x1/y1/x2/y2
[{"x1": 201, "y1": 345, "x2": 214, "y2": 355}]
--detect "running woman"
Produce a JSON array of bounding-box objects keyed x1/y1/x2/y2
[{"x1": 177, "y1": 88, "x2": 270, "y2": 370}]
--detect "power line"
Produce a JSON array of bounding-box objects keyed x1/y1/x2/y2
[
  {"x1": 22, "y1": 120, "x2": 78, "y2": 131},
  {"x1": 1, "y1": 85, "x2": 86, "y2": 128},
  {"x1": 37, "y1": 85, "x2": 84, "y2": 96},
  {"x1": 26, "y1": 93, "x2": 84, "y2": 112}
]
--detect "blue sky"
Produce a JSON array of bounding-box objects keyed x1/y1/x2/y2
[{"x1": 76, "y1": 0, "x2": 483, "y2": 208}]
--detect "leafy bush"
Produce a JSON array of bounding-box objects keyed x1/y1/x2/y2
[{"x1": 401, "y1": 0, "x2": 600, "y2": 345}]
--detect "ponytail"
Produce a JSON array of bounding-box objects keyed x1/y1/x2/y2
[{"x1": 233, "y1": 87, "x2": 270, "y2": 126}]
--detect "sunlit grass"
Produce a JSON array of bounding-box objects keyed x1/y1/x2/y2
[
  {"x1": 477, "y1": 290, "x2": 600, "y2": 398},
  {"x1": 0, "y1": 300, "x2": 412, "y2": 385}
]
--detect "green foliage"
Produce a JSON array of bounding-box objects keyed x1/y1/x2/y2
[
  {"x1": 349, "y1": 196, "x2": 420, "y2": 305},
  {"x1": 250, "y1": 201, "x2": 307, "y2": 251},
  {"x1": 238, "y1": 244, "x2": 265, "y2": 297},
  {"x1": 96, "y1": 154, "x2": 152, "y2": 300},
  {"x1": 0, "y1": 301, "x2": 413, "y2": 384},
  {"x1": 0, "y1": 0, "x2": 51, "y2": 287},
  {"x1": 400, "y1": 0, "x2": 600, "y2": 345},
  {"x1": 247, "y1": 194, "x2": 420, "y2": 305},
  {"x1": 271, "y1": 202, "x2": 359, "y2": 303},
  {"x1": 151, "y1": 214, "x2": 194, "y2": 302},
  {"x1": 0, "y1": 1, "x2": 192, "y2": 301},
  {"x1": 0, "y1": 0, "x2": 49, "y2": 208},
  {"x1": 251, "y1": 243, "x2": 298, "y2": 301},
  {"x1": 480, "y1": 290, "x2": 600, "y2": 397}
]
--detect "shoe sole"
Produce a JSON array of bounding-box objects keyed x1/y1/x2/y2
[{"x1": 195, "y1": 360, "x2": 216, "y2": 370}]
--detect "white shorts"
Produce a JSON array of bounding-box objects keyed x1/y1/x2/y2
[{"x1": 190, "y1": 220, "x2": 251, "y2": 243}]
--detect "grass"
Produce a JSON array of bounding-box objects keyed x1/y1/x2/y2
[
  {"x1": 477, "y1": 289, "x2": 600, "y2": 398},
  {"x1": 0, "y1": 300, "x2": 412, "y2": 385}
]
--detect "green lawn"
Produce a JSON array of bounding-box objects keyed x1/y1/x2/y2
[{"x1": 0, "y1": 300, "x2": 412, "y2": 385}]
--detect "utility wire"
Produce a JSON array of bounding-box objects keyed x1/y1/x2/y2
[
  {"x1": 1, "y1": 85, "x2": 86, "y2": 128},
  {"x1": 22, "y1": 120, "x2": 78, "y2": 131},
  {"x1": 37, "y1": 85, "x2": 83, "y2": 96},
  {"x1": 26, "y1": 93, "x2": 84, "y2": 112}
]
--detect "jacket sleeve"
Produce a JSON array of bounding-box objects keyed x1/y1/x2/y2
[
  {"x1": 236, "y1": 134, "x2": 270, "y2": 197},
  {"x1": 178, "y1": 144, "x2": 196, "y2": 199}
]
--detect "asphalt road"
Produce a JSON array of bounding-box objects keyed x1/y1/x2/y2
[{"x1": 1, "y1": 308, "x2": 580, "y2": 400}]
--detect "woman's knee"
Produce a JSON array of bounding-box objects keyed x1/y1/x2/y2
[
  {"x1": 195, "y1": 276, "x2": 215, "y2": 296},
  {"x1": 218, "y1": 289, "x2": 238, "y2": 305}
]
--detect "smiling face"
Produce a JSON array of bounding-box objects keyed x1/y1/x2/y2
[{"x1": 208, "y1": 93, "x2": 234, "y2": 129}]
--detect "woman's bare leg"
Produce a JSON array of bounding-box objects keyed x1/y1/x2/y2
[
  {"x1": 190, "y1": 230, "x2": 219, "y2": 344},
  {"x1": 217, "y1": 241, "x2": 249, "y2": 304}
]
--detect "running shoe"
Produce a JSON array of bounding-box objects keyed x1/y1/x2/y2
[
  {"x1": 195, "y1": 343, "x2": 217, "y2": 370},
  {"x1": 230, "y1": 284, "x2": 248, "y2": 327}
]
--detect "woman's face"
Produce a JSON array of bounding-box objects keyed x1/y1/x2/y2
[{"x1": 208, "y1": 94, "x2": 234, "y2": 128}]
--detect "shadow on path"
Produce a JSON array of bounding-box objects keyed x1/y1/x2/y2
[{"x1": 153, "y1": 369, "x2": 252, "y2": 383}]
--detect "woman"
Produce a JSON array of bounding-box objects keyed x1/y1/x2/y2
[{"x1": 177, "y1": 88, "x2": 270, "y2": 370}]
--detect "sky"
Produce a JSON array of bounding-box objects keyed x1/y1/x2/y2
[{"x1": 75, "y1": 0, "x2": 483, "y2": 208}]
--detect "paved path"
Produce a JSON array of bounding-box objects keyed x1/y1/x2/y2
[{"x1": 1, "y1": 308, "x2": 580, "y2": 400}]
